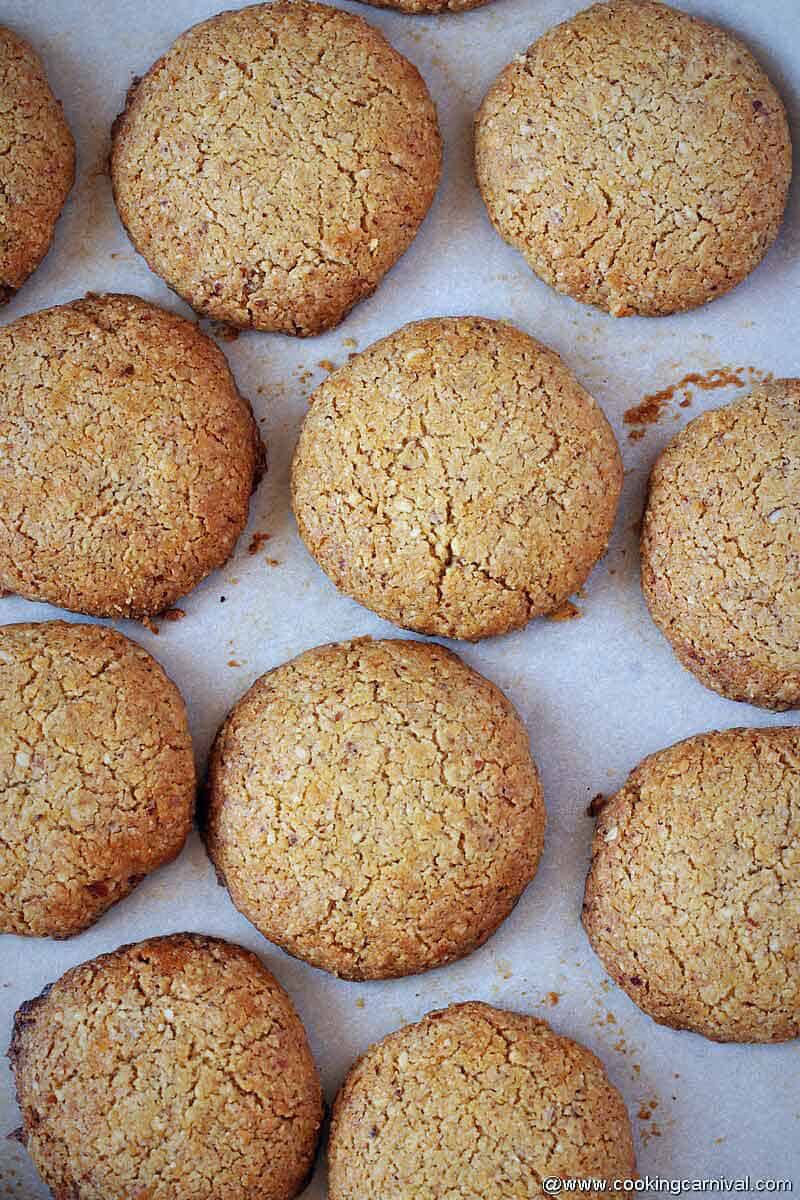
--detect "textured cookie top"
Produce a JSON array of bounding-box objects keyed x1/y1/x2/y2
[
  {"x1": 357, "y1": 0, "x2": 490, "y2": 13},
  {"x1": 641, "y1": 381, "x2": 800, "y2": 709},
  {"x1": 0, "y1": 621, "x2": 195, "y2": 938},
  {"x1": 329, "y1": 1001, "x2": 636, "y2": 1195},
  {"x1": 583, "y1": 727, "x2": 800, "y2": 1043},
  {"x1": 0, "y1": 27, "x2": 74, "y2": 301},
  {"x1": 111, "y1": 1, "x2": 441, "y2": 335},
  {"x1": 292, "y1": 317, "x2": 621, "y2": 640},
  {"x1": 10, "y1": 934, "x2": 324, "y2": 1200},
  {"x1": 0, "y1": 293, "x2": 262, "y2": 618},
  {"x1": 205, "y1": 638, "x2": 545, "y2": 980},
  {"x1": 475, "y1": 0, "x2": 791, "y2": 317}
]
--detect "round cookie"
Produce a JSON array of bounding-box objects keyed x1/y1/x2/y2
[
  {"x1": 10, "y1": 933, "x2": 324, "y2": 1200},
  {"x1": 0, "y1": 27, "x2": 74, "y2": 303},
  {"x1": 205, "y1": 637, "x2": 545, "y2": 980},
  {"x1": 291, "y1": 317, "x2": 622, "y2": 640},
  {"x1": 475, "y1": 0, "x2": 791, "y2": 318},
  {"x1": 583, "y1": 727, "x2": 800, "y2": 1043},
  {"x1": 329, "y1": 1001, "x2": 636, "y2": 1195},
  {"x1": 110, "y1": 2, "x2": 441, "y2": 336},
  {"x1": 641, "y1": 381, "x2": 800, "y2": 709},
  {"x1": 356, "y1": 0, "x2": 490, "y2": 14},
  {"x1": 0, "y1": 621, "x2": 195, "y2": 938},
  {"x1": 0, "y1": 293, "x2": 263, "y2": 618}
]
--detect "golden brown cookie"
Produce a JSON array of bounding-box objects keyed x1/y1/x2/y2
[
  {"x1": 0, "y1": 621, "x2": 195, "y2": 938},
  {"x1": 475, "y1": 0, "x2": 791, "y2": 317},
  {"x1": 205, "y1": 637, "x2": 545, "y2": 980},
  {"x1": 0, "y1": 293, "x2": 262, "y2": 618},
  {"x1": 10, "y1": 933, "x2": 324, "y2": 1200},
  {"x1": 110, "y1": 1, "x2": 441, "y2": 336},
  {"x1": 0, "y1": 27, "x2": 74, "y2": 302},
  {"x1": 329, "y1": 1001, "x2": 636, "y2": 1195},
  {"x1": 356, "y1": 0, "x2": 489, "y2": 13},
  {"x1": 641, "y1": 381, "x2": 800, "y2": 709},
  {"x1": 583, "y1": 727, "x2": 800, "y2": 1043},
  {"x1": 291, "y1": 317, "x2": 622, "y2": 640}
]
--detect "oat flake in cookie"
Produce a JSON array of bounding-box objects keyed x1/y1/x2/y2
[
  {"x1": 641, "y1": 381, "x2": 800, "y2": 709},
  {"x1": 10, "y1": 934, "x2": 324, "y2": 1200},
  {"x1": 204, "y1": 637, "x2": 545, "y2": 980},
  {"x1": 0, "y1": 293, "x2": 263, "y2": 618},
  {"x1": 583, "y1": 728, "x2": 800, "y2": 1043},
  {"x1": 110, "y1": 1, "x2": 441, "y2": 335},
  {"x1": 0, "y1": 27, "x2": 74, "y2": 302},
  {"x1": 292, "y1": 317, "x2": 622, "y2": 640},
  {"x1": 0, "y1": 621, "x2": 195, "y2": 938},
  {"x1": 475, "y1": 0, "x2": 791, "y2": 317},
  {"x1": 329, "y1": 1002, "x2": 636, "y2": 1196}
]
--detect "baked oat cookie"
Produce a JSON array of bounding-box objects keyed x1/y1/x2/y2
[
  {"x1": 10, "y1": 933, "x2": 324, "y2": 1200},
  {"x1": 583, "y1": 727, "x2": 800, "y2": 1043},
  {"x1": 475, "y1": 0, "x2": 791, "y2": 317},
  {"x1": 110, "y1": 1, "x2": 441, "y2": 335},
  {"x1": 356, "y1": 0, "x2": 490, "y2": 14},
  {"x1": 0, "y1": 293, "x2": 262, "y2": 618},
  {"x1": 641, "y1": 381, "x2": 800, "y2": 709},
  {"x1": 0, "y1": 621, "x2": 195, "y2": 938},
  {"x1": 204, "y1": 637, "x2": 545, "y2": 980},
  {"x1": 329, "y1": 1001, "x2": 636, "y2": 1195},
  {"x1": 291, "y1": 317, "x2": 622, "y2": 640},
  {"x1": 0, "y1": 27, "x2": 74, "y2": 302}
]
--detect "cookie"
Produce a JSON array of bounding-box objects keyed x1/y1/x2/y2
[
  {"x1": 110, "y1": 1, "x2": 441, "y2": 336},
  {"x1": 641, "y1": 381, "x2": 800, "y2": 709},
  {"x1": 291, "y1": 317, "x2": 622, "y2": 639},
  {"x1": 356, "y1": 0, "x2": 489, "y2": 14},
  {"x1": 329, "y1": 1001, "x2": 636, "y2": 1195},
  {"x1": 583, "y1": 727, "x2": 800, "y2": 1043},
  {"x1": 0, "y1": 27, "x2": 74, "y2": 303},
  {"x1": 0, "y1": 621, "x2": 195, "y2": 938},
  {"x1": 10, "y1": 933, "x2": 324, "y2": 1200},
  {"x1": 0, "y1": 293, "x2": 262, "y2": 618},
  {"x1": 475, "y1": 0, "x2": 791, "y2": 317},
  {"x1": 205, "y1": 637, "x2": 545, "y2": 980}
]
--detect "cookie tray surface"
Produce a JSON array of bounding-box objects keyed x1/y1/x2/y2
[{"x1": 1, "y1": 0, "x2": 799, "y2": 1194}]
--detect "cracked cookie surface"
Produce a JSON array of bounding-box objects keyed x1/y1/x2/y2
[
  {"x1": 355, "y1": 0, "x2": 490, "y2": 14},
  {"x1": 329, "y1": 1001, "x2": 636, "y2": 1196},
  {"x1": 583, "y1": 727, "x2": 800, "y2": 1043},
  {"x1": 10, "y1": 933, "x2": 324, "y2": 1200},
  {"x1": 475, "y1": 0, "x2": 791, "y2": 317},
  {"x1": 641, "y1": 381, "x2": 800, "y2": 709},
  {"x1": 291, "y1": 317, "x2": 622, "y2": 640},
  {"x1": 0, "y1": 26, "x2": 74, "y2": 302},
  {"x1": 0, "y1": 292, "x2": 262, "y2": 618},
  {"x1": 0, "y1": 621, "x2": 195, "y2": 938},
  {"x1": 110, "y1": 1, "x2": 441, "y2": 335},
  {"x1": 205, "y1": 638, "x2": 545, "y2": 980}
]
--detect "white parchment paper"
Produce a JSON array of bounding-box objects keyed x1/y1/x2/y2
[{"x1": 1, "y1": 0, "x2": 799, "y2": 1194}]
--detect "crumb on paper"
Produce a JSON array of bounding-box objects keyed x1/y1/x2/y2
[
  {"x1": 588, "y1": 792, "x2": 608, "y2": 817},
  {"x1": 624, "y1": 366, "x2": 773, "y2": 439},
  {"x1": 210, "y1": 320, "x2": 240, "y2": 342},
  {"x1": 160, "y1": 607, "x2": 186, "y2": 623},
  {"x1": 343, "y1": 337, "x2": 357, "y2": 349},
  {"x1": 318, "y1": 359, "x2": 336, "y2": 372},
  {"x1": 495, "y1": 958, "x2": 513, "y2": 980},
  {"x1": 248, "y1": 531, "x2": 272, "y2": 555},
  {"x1": 355, "y1": 997, "x2": 365, "y2": 1009},
  {"x1": 545, "y1": 991, "x2": 561, "y2": 1007},
  {"x1": 266, "y1": 557, "x2": 281, "y2": 567},
  {"x1": 227, "y1": 659, "x2": 241, "y2": 667},
  {"x1": 140, "y1": 616, "x2": 159, "y2": 635},
  {"x1": 547, "y1": 599, "x2": 582, "y2": 622}
]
